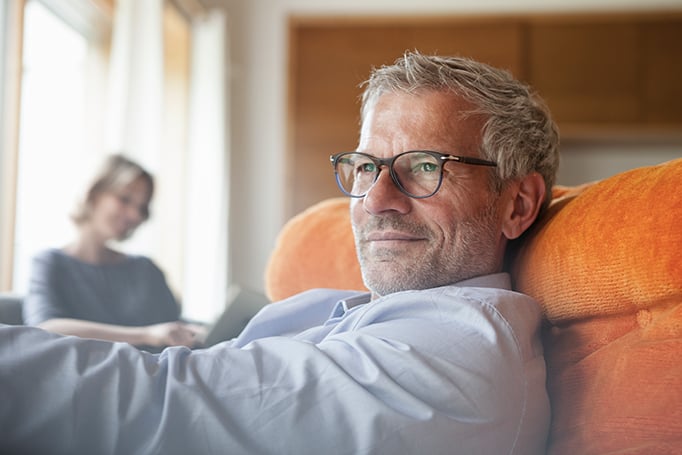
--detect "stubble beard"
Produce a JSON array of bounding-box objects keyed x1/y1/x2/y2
[{"x1": 354, "y1": 203, "x2": 501, "y2": 297}]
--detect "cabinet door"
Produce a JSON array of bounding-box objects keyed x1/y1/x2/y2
[
  {"x1": 640, "y1": 20, "x2": 682, "y2": 124},
  {"x1": 527, "y1": 20, "x2": 639, "y2": 127}
]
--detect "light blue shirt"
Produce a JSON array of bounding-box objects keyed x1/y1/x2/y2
[{"x1": 0, "y1": 273, "x2": 549, "y2": 454}]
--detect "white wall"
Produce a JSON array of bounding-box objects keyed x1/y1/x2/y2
[
  {"x1": 559, "y1": 140, "x2": 682, "y2": 185},
  {"x1": 208, "y1": 0, "x2": 682, "y2": 294}
]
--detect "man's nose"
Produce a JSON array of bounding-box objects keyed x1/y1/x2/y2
[{"x1": 361, "y1": 168, "x2": 411, "y2": 215}]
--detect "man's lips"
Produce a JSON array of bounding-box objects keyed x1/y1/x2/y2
[{"x1": 364, "y1": 231, "x2": 425, "y2": 242}]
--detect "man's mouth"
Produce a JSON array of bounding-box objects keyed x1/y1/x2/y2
[{"x1": 365, "y1": 231, "x2": 424, "y2": 242}]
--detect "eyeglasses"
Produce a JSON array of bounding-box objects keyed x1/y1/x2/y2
[{"x1": 330, "y1": 150, "x2": 497, "y2": 199}]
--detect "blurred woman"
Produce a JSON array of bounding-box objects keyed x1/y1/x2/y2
[{"x1": 23, "y1": 154, "x2": 204, "y2": 349}]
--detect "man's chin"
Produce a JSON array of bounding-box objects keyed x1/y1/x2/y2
[
  {"x1": 362, "y1": 268, "x2": 418, "y2": 296},
  {"x1": 361, "y1": 244, "x2": 423, "y2": 267}
]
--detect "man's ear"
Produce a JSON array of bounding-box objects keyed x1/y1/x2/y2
[{"x1": 501, "y1": 172, "x2": 546, "y2": 240}]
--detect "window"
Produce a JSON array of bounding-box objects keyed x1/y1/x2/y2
[
  {"x1": 13, "y1": 0, "x2": 107, "y2": 292},
  {"x1": 0, "y1": 0, "x2": 23, "y2": 291},
  {"x1": 2, "y1": 0, "x2": 229, "y2": 323}
]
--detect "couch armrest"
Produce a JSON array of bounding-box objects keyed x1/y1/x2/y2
[{"x1": 0, "y1": 294, "x2": 23, "y2": 325}]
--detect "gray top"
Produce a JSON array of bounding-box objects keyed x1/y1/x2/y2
[{"x1": 23, "y1": 248, "x2": 180, "y2": 326}]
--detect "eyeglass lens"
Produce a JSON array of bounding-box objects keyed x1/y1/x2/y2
[{"x1": 335, "y1": 151, "x2": 443, "y2": 198}]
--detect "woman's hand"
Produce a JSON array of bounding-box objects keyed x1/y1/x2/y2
[{"x1": 144, "y1": 321, "x2": 207, "y2": 348}]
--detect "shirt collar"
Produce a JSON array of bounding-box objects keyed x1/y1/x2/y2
[
  {"x1": 331, "y1": 293, "x2": 371, "y2": 318},
  {"x1": 329, "y1": 272, "x2": 511, "y2": 318},
  {"x1": 455, "y1": 272, "x2": 512, "y2": 290}
]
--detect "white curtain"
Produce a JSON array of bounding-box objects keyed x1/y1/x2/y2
[
  {"x1": 182, "y1": 10, "x2": 229, "y2": 322},
  {"x1": 107, "y1": 0, "x2": 228, "y2": 322},
  {"x1": 106, "y1": 0, "x2": 163, "y2": 257},
  {"x1": 106, "y1": 0, "x2": 163, "y2": 169}
]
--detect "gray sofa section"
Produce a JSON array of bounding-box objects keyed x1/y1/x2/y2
[{"x1": 0, "y1": 294, "x2": 23, "y2": 325}]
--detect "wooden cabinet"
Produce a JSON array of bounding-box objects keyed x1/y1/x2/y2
[
  {"x1": 288, "y1": 12, "x2": 682, "y2": 217},
  {"x1": 526, "y1": 14, "x2": 682, "y2": 134},
  {"x1": 640, "y1": 20, "x2": 682, "y2": 124},
  {"x1": 527, "y1": 19, "x2": 640, "y2": 125}
]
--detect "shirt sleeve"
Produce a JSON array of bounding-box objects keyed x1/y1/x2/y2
[
  {"x1": 22, "y1": 250, "x2": 69, "y2": 325},
  {"x1": 0, "y1": 288, "x2": 548, "y2": 455}
]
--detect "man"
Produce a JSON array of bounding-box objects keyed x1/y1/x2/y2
[{"x1": 0, "y1": 52, "x2": 559, "y2": 454}]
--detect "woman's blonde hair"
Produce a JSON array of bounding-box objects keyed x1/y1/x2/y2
[{"x1": 71, "y1": 154, "x2": 154, "y2": 225}]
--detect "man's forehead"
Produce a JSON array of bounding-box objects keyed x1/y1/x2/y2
[{"x1": 358, "y1": 91, "x2": 485, "y2": 153}]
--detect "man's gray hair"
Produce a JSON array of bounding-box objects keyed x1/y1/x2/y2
[{"x1": 361, "y1": 51, "x2": 560, "y2": 207}]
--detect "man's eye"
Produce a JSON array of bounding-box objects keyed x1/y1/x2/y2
[
  {"x1": 358, "y1": 162, "x2": 377, "y2": 174},
  {"x1": 414, "y1": 162, "x2": 438, "y2": 173}
]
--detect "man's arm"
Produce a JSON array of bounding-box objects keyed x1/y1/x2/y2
[{"x1": 0, "y1": 286, "x2": 547, "y2": 455}]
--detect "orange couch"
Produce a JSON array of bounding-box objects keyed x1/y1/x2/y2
[{"x1": 265, "y1": 158, "x2": 682, "y2": 454}]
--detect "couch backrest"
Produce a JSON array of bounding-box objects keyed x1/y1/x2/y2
[
  {"x1": 509, "y1": 158, "x2": 682, "y2": 454},
  {"x1": 265, "y1": 197, "x2": 366, "y2": 301}
]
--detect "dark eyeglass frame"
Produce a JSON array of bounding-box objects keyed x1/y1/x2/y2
[{"x1": 329, "y1": 150, "x2": 497, "y2": 199}]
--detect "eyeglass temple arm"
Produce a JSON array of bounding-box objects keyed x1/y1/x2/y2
[{"x1": 442, "y1": 155, "x2": 497, "y2": 167}]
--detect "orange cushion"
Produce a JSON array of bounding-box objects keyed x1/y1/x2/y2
[
  {"x1": 510, "y1": 158, "x2": 682, "y2": 454},
  {"x1": 264, "y1": 198, "x2": 366, "y2": 301}
]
